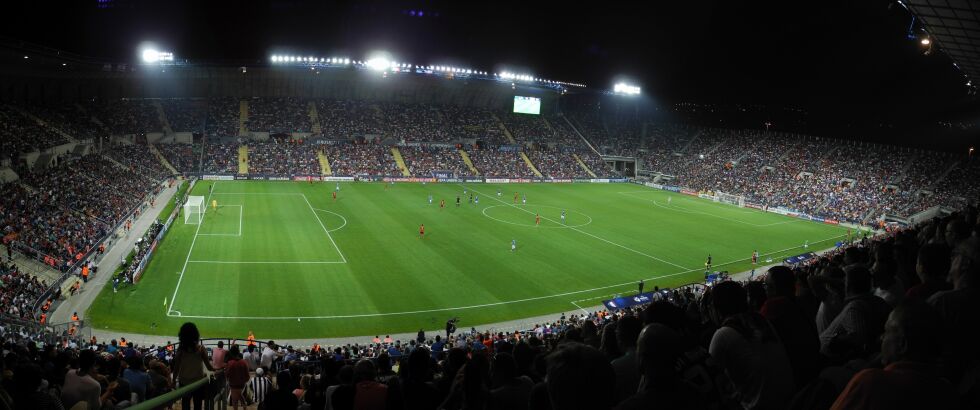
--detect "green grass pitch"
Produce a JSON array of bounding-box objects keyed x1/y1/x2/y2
[{"x1": 87, "y1": 181, "x2": 850, "y2": 339}]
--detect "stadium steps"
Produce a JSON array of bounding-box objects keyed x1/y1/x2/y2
[
  {"x1": 519, "y1": 151, "x2": 544, "y2": 177},
  {"x1": 102, "y1": 154, "x2": 127, "y2": 170},
  {"x1": 11, "y1": 106, "x2": 77, "y2": 142},
  {"x1": 558, "y1": 115, "x2": 601, "y2": 155},
  {"x1": 889, "y1": 155, "x2": 918, "y2": 185},
  {"x1": 678, "y1": 130, "x2": 701, "y2": 154},
  {"x1": 317, "y1": 149, "x2": 332, "y2": 176},
  {"x1": 238, "y1": 145, "x2": 249, "y2": 174},
  {"x1": 390, "y1": 147, "x2": 412, "y2": 177},
  {"x1": 0, "y1": 243, "x2": 63, "y2": 286},
  {"x1": 309, "y1": 101, "x2": 322, "y2": 135},
  {"x1": 238, "y1": 145, "x2": 248, "y2": 175},
  {"x1": 932, "y1": 160, "x2": 960, "y2": 187},
  {"x1": 238, "y1": 100, "x2": 249, "y2": 136},
  {"x1": 459, "y1": 149, "x2": 480, "y2": 175},
  {"x1": 491, "y1": 113, "x2": 519, "y2": 144},
  {"x1": 149, "y1": 144, "x2": 178, "y2": 175},
  {"x1": 152, "y1": 100, "x2": 173, "y2": 135},
  {"x1": 541, "y1": 117, "x2": 556, "y2": 133},
  {"x1": 572, "y1": 153, "x2": 598, "y2": 178}
]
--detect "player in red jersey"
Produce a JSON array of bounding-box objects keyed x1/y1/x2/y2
[
  {"x1": 514, "y1": 192, "x2": 519, "y2": 203},
  {"x1": 751, "y1": 250, "x2": 758, "y2": 264},
  {"x1": 535, "y1": 214, "x2": 541, "y2": 226},
  {"x1": 332, "y1": 191, "x2": 337, "y2": 201},
  {"x1": 419, "y1": 224, "x2": 425, "y2": 239}
]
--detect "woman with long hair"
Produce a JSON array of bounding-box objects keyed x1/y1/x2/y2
[{"x1": 171, "y1": 322, "x2": 215, "y2": 410}]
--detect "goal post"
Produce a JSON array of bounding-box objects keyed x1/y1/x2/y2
[
  {"x1": 717, "y1": 191, "x2": 745, "y2": 208},
  {"x1": 184, "y1": 196, "x2": 205, "y2": 224}
]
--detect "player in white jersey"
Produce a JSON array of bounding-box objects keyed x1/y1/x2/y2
[
  {"x1": 428, "y1": 194, "x2": 433, "y2": 205},
  {"x1": 511, "y1": 239, "x2": 517, "y2": 252},
  {"x1": 561, "y1": 210, "x2": 566, "y2": 224},
  {"x1": 667, "y1": 196, "x2": 672, "y2": 205},
  {"x1": 522, "y1": 194, "x2": 527, "y2": 205}
]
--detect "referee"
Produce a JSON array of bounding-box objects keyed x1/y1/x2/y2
[{"x1": 638, "y1": 279, "x2": 644, "y2": 295}]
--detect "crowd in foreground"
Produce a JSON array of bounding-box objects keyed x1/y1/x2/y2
[{"x1": 1, "y1": 206, "x2": 976, "y2": 409}]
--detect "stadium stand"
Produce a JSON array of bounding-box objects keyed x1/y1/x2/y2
[
  {"x1": 161, "y1": 98, "x2": 206, "y2": 133},
  {"x1": 206, "y1": 98, "x2": 241, "y2": 138},
  {"x1": 399, "y1": 146, "x2": 472, "y2": 177},
  {"x1": 247, "y1": 97, "x2": 312, "y2": 133},
  {"x1": 0, "y1": 105, "x2": 70, "y2": 158}
]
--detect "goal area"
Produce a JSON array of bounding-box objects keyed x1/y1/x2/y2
[
  {"x1": 716, "y1": 192, "x2": 745, "y2": 208},
  {"x1": 184, "y1": 196, "x2": 205, "y2": 224}
]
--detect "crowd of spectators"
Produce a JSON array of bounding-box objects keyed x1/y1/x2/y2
[
  {"x1": 527, "y1": 148, "x2": 589, "y2": 179},
  {"x1": 104, "y1": 144, "x2": 169, "y2": 182},
  {"x1": 323, "y1": 142, "x2": 400, "y2": 177},
  {"x1": 0, "y1": 105, "x2": 69, "y2": 158},
  {"x1": 467, "y1": 149, "x2": 537, "y2": 178},
  {"x1": 155, "y1": 143, "x2": 199, "y2": 173},
  {"x1": 206, "y1": 98, "x2": 241, "y2": 138},
  {"x1": 82, "y1": 100, "x2": 162, "y2": 136},
  {"x1": 0, "y1": 260, "x2": 48, "y2": 320},
  {"x1": 637, "y1": 125, "x2": 978, "y2": 224},
  {"x1": 247, "y1": 140, "x2": 322, "y2": 176},
  {"x1": 399, "y1": 146, "x2": 472, "y2": 177},
  {"x1": 160, "y1": 99, "x2": 206, "y2": 133},
  {"x1": 316, "y1": 100, "x2": 385, "y2": 139},
  {"x1": 24, "y1": 103, "x2": 107, "y2": 140},
  {"x1": 2, "y1": 206, "x2": 977, "y2": 409},
  {"x1": 247, "y1": 98, "x2": 311, "y2": 134},
  {"x1": 443, "y1": 106, "x2": 507, "y2": 144},
  {"x1": 0, "y1": 182, "x2": 110, "y2": 267},
  {"x1": 203, "y1": 142, "x2": 240, "y2": 173}
]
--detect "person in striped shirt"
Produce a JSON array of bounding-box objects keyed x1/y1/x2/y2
[{"x1": 247, "y1": 367, "x2": 272, "y2": 407}]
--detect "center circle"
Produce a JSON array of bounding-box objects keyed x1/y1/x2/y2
[{"x1": 482, "y1": 204, "x2": 593, "y2": 229}]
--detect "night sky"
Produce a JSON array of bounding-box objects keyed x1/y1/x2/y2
[{"x1": 4, "y1": 0, "x2": 977, "y2": 126}]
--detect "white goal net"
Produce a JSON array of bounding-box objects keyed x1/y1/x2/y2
[
  {"x1": 717, "y1": 192, "x2": 745, "y2": 208},
  {"x1": 184, "y1": 196, "x2": 205, "y2": 224}
]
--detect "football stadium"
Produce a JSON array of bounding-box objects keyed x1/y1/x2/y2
[{"x1": 1, "y1": 1, "x2": 978, "y2": 409}]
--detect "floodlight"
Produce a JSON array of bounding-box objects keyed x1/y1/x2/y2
[
  {"x1": 366, "y1": 57, "x2": 390, "y2": 71},
  {"x1": 613, "y1": 82, "x2": 641, "y2": 95},
  {"x1": 920, "y1": 38, "x2": 931, "y2": 45}
]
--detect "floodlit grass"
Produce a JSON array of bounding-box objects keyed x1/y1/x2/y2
[{"x1": 88, "y1": 181, "x2": 849, "y2": 339}]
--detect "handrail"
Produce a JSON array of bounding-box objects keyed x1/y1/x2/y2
[{"x1": 130, "y1": 377, "x2": 208, "y2": 410}]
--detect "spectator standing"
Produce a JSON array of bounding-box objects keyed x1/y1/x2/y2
[
  {"x1": 171, "y1": 322, "x2": 215, "y2": 410},
  {"x1": 708, "y1": 281, "x2": 795, "y2": 409},
  {"x1": 225, "y1": 345, "x2": 250, "y2": 410}
]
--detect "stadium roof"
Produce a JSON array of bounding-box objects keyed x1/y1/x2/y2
[{"x1": 905, "y1": 0, "x2": 980, "y2": 83}]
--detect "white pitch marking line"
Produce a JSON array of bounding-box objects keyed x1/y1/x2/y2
[
  {"x1": 463, "y1": 184, "x2": 691, "y2": 270},
  {"x1": 197, "y1": 205, "x2": 243, "y2": 236},
  {"x1": 186, "y1": 260, "x2": 346, "y2": 264},
  {"x1": 312, "y1": 208, "x2": 349, "y2": 232},
  {"x1": 619, "y1": 191, "x2": 796, "y2": 227},
  {"x1": 570, "y1": 301, "x2": 590, "y2": 316},
  {"x1": 302, "y1": 194, "x2": 347, "y2": 263},
  {"x1": 168, "y1": 180, "x2": 217, "y2": 314},
  {"x1": 209, "y1": 192, "x2": 304, "y2": 195},
  {"x1": 167, "y1": 233, "x2": 848, "y2": 320}
]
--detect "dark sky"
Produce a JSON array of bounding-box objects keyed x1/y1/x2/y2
[{"x1": 3, "y1": 0, "x2": 975, "y2": 122}]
